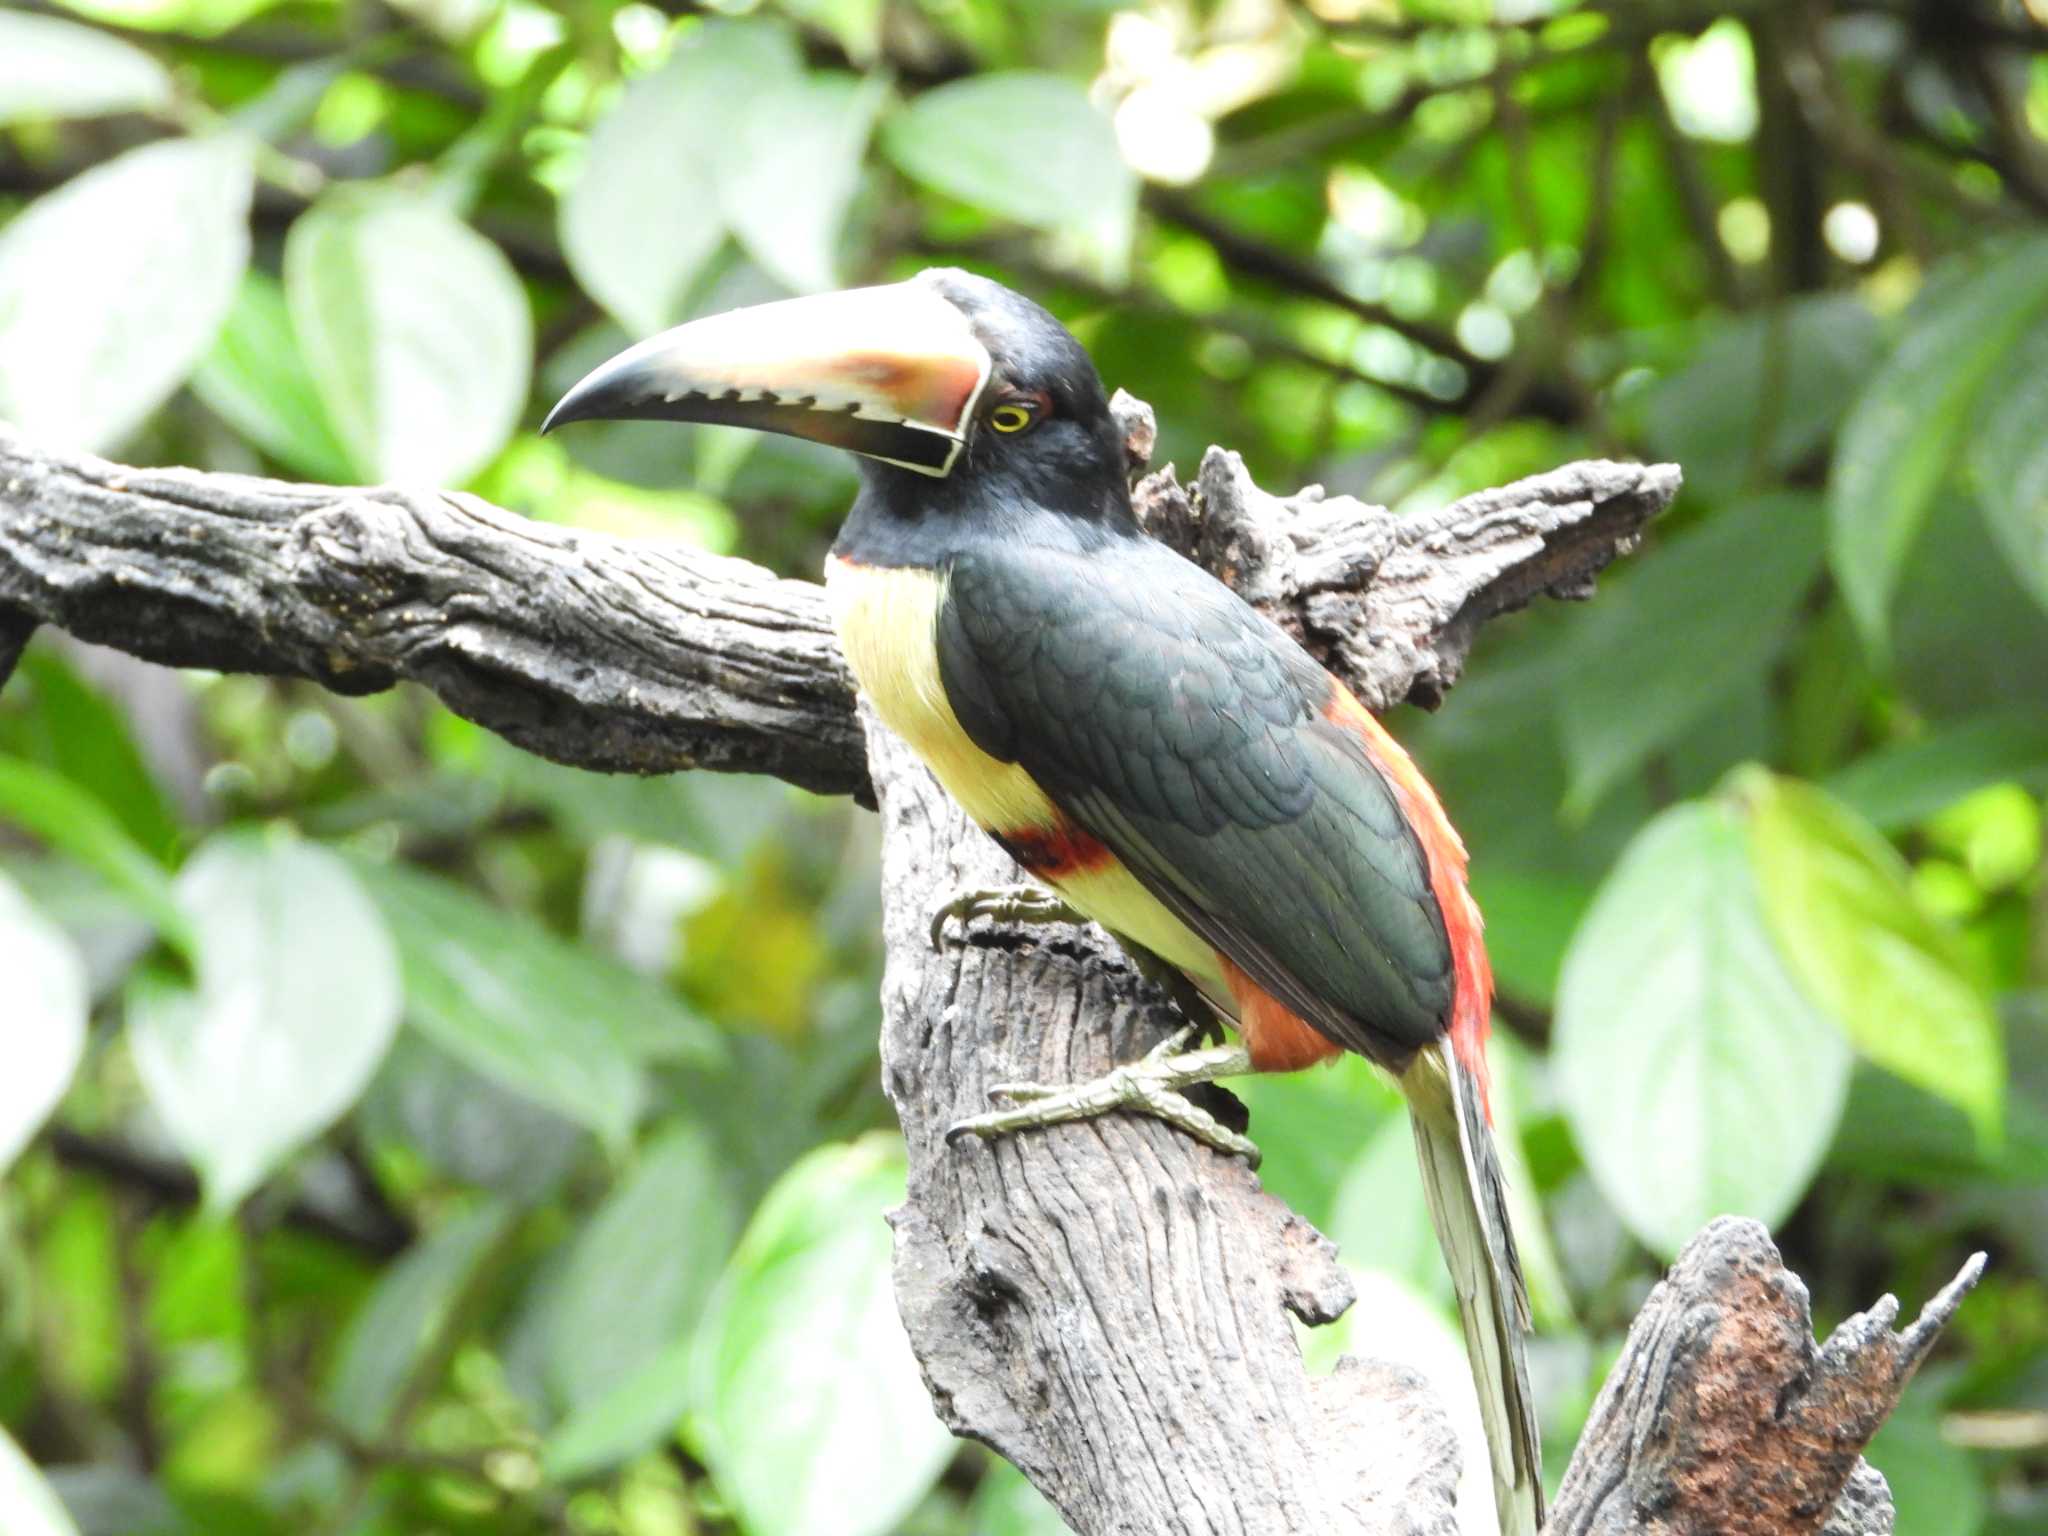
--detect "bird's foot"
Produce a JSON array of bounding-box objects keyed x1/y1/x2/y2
[
  {"x1": 1121, "y1": 944, "x2": 1231, "y2": 1049},
  {"x1": 929, "y1": 884, "x2": 1085, "y2": 949},
  {"x1": 946, "y1": 1028, "x2": 1260, "y2": 1167}
]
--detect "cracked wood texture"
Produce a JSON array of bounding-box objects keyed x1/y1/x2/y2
[
  {"x1": 0, "y1": 425, "x2": 863, "y2": 796},
  {"x1": 0, "y1": 412, "x2": 1977, "y2": 1534},
  {"x1": 1552, "y1": 1218, "x2": 1984, "y2": 1536},
  {"x1": 875, "y1": 715, "x2": 1461, "y2": 1535}
]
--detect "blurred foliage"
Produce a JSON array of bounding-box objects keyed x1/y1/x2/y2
[{"x1": 3, "y1": 1, "x2": 2047, "y2": 1533}]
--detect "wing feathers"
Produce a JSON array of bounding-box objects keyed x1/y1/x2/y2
[{"x1": 940, "y1": 540, "x2": 1456, "y2": 1064}]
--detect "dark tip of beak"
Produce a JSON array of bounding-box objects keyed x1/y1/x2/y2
[
  {"x1": 541, "y1": 368, "x2": 635, "y2": 435},
  {"x1": 536, "y1": 280, "x2": 991, "y2": 475}
]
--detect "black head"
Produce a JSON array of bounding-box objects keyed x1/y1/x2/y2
[
  {"x1": 913, "y1": 268, "x2": 1130, "y2": 501},
  {"x1": 543, "y1": 268, "x2": 1134, "y2": 555}
]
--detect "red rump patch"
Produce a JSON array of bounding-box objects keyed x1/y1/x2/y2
[
  {"x1": 1322, "y1": 682, "x2": 1496, "y2": 1118},
  {"x1": 1217, "y1": 953, "x2": 1343, "y2": 1073},
  {"x1": 998, "y1": 816, "x2": 1114, "y2": 881}
]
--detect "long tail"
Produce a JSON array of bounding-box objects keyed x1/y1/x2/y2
[{"x1": 1401, "y1": 1038, "x2": 1542, "y2": 1536}]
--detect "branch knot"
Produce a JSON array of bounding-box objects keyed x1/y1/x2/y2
[{"x1": 289, "y1": 496, "x2": 434, "y2": 617}]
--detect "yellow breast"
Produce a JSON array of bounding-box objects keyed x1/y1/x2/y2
[
  {"x1": 824, "y1": 556, "x2": 1059, "y2": 834},
  {"x1": 823, "y1": 554, "x2": 1229, "y2": 995}
]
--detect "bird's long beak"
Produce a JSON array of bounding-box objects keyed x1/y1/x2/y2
[{"x1": 541, "y1": 280, "x2": 993, "y2": 477}]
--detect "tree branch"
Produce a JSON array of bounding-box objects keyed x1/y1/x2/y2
[
  {"x1": 46, "y1": 1127, "x2": 413, "y2": 1259},
  {"x1": 872, "y1": 719, "x2": 1464, "y2": 1533},
  {"x1": 1552, "y1": 1217, "x2": 1984, "y2": 1536},
  {"x1": 0, "y1": 418, "x2": 1666, "y2": 796},
  {"x1": 0, "y1": 426, "x2": 864, "y2": 796},
  {"x1": 0, "y1": 413, "x2": 1972, "y2": 1532}
]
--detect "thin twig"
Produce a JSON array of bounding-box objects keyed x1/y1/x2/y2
[
  {"x1": 1145, "y1": 189, "x2": 1584, "y2": 425},
  {"x1": 46, "y1": 1127, "x2": 414, "y2": 1257}
]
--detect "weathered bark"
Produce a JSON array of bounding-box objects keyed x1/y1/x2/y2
[
  {"x1": 0, "y1": 415, "x2": 1978, "y2": 1535},
  {"x1": 0, "y1": 426, "x2": 862, "y2": 796},
  {"x1": 0, "y1": 603, "x2": 33, "y2": 690},
  {"x1": 0, "y1": 413, "x2": 1670, "y2": 794},
  {"x1": 1553, "y1": 1218, "x2": 1983, "y2": 1536},
  {"x1": 872, "y1": 715, "x2": 1466, "y2": 1536}
]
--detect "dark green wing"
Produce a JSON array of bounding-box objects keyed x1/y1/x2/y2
[{"x1": 937, "y1": 538, "x2": 1453, "y2": 1062}]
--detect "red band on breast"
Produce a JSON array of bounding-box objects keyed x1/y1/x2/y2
[{"x1": 998, "y1": 817, "x2": 1115, "y2": 881}]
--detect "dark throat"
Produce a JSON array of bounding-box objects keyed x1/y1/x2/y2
[{"x1": 830, "y1": 457, "x2": 1143, "y2": 571}]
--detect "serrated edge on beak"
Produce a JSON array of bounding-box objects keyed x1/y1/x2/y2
[{"x1": 543, "y1": 279, "x2": 994, "y2": 478}]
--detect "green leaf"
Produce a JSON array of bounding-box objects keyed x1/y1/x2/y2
[
  {"x1": 325, "y1": 1200, "x2": 514, "y2": 1439},
  {"x1": 562, "y1": 21, "x2": 802, "y2": 333},
  {"x1": 882, "y1": 73, "x2": 1137, "y2": 273},
  {"x1": 38, "y1": 1465, "x2": 183, "y2": 1536},
  {"x1": 0, "y1": 873, "x2": 88, "y2": 1175},
  {"x1": 1554, "y1": 798, "x2": 1852, "y2": 1259},
  {"x1": 542, "y1": 1336, "x2": 695, "y2": 1483},
  {"x1": 190, "y1": 270, "x2": 356, "y2": 483},
  {"x1": 1970, "y1": 309, "x2": 2048, "y2": 615},
  {"x1": 128, "y1": 834, "x2": 402, "y2": 1212},
  {"x1": 1825, "y1": 713, "x2": 2048, "y2": 833},
  {"x1": 145, "y1": 1217, "x2": 246, "y2": 1350},
  {"x1": 348, "y1": 860, "x2": 705, "y2": 1151},
  {"x1": 358, "y1": 1034, "x2": 582, "y2": 1202},
  {"x1": 690, "y1": 1136, "x2": 953, "y2": 1536},
  {"x1": 487, "y1": 736, "x2": 764, "y2": 853},
  {"x1": 1829, "y1": 234, "x2": 2048, "y2": 654},
  {"x1": 1741, "y1": 769, "x2": 2004, "y2": 1143},
  {"x1": 356, "y1": 857, "x2": 721, "y2": 1067},
  {"x1": 969, "y1": 1463, "x2": 1072, "y2": 1536},
  {"x1": 0, "y1": 134, "x2": 252, "y2": 452},
  {"x1": 716, "y1": 72, "x2": 885, "y2": 294},
  {"x1": 6, "y1": 650, "x2": 182, "y2": 863},
  {"x1": 1230, "y1": 1052, "x2": 1401, "y2": 1229},
  {"x1": 1890, "y1": 487, "x2": 2048, "y2": 720},
  {"x1": 1327, "y1": 1044, "x2": 1570, "y2": 1333},
  {"x1": 0, "y1": 13, "x2": 171, "y2": 125},
  {"x1": 1829, "y1": 1028, "x2": 2048, "y2": 1190},
  {"x1": 1867, "y1": 1388, "x2": 1986, "y2": 1536},
  {"x1": 285, "y1": 186, "x2": 531, "y2": 485},
  {"x1": 1327, "y1": 1111, "x2": 1449, "y2": 1309},
  {"x1": 779, "y1": 0, "x2": 882, "y2": 62},
  {"x1": 1642, "y1": 294, "x2": 1880, "y2": 503},
  {"x1": 1560, "y1": 493, "x2": 1826, "y2": 815},
  {"x1": 0, "y1": 756, "x2": 193, "y2": 960},
  {"x1": 546, "y1": 1123, "x2": 739, "y2": 1416},
  {"x1": 34, "y1": 1183, "x2": 120, "y2": 1399},
  {"x1": 54, "y1": 0, "x2": 277, "y2": 36},
  {"x1": 1468, "y1": 869, "x2": 1591, "y2": 1006},
  {"x1": 0, "y1": 1424, "x2": 80, "y2": 1536}
]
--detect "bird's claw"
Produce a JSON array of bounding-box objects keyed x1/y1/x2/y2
[
  {"x1": 1141, "y1": 1025, "x2": 1197, "y2": 1061},
  {"x1": 928, "y1": 884, "x2": 1084, "y2": 949},
  {"x1": 985, "y1": 1080, "x2": 1062, "y2": 1104},
  {"x1": 945, "y1": 1029, "x2": 1260, "y2": 1168}
]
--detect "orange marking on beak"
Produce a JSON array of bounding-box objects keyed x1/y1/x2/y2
[{"x1": 831, "y1": 352, "x2": 985, "y2": 429}]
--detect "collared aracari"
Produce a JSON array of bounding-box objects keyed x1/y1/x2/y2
[{"x1": 546, "y1": 269, "x2": 1541, "y2": 1536}]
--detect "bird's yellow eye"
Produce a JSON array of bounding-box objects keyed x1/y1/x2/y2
[{"x1": 989, "y1": 402, "x2": 1036, "y2": 434}]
